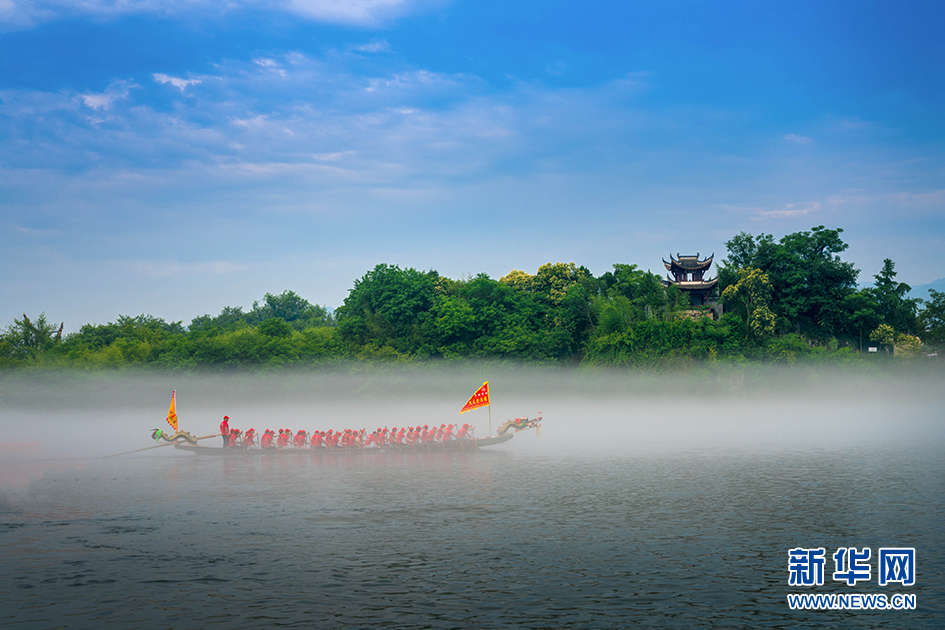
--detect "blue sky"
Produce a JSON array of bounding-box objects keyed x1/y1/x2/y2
[{"x1": 2, "y1": 0, "x2": 944, "y2": 330}]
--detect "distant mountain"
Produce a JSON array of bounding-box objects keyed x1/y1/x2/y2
[{"x1": 910, "y1": 277, "x2": 945, "y2": 302}]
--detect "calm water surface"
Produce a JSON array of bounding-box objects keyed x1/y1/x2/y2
[{"x1": 2, "y1": 439, "x2": 943, "y2": 629}]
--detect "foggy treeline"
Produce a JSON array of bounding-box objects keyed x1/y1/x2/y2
[{"x1": 3, "y1": 226, "x2": 944, "y2": 370}]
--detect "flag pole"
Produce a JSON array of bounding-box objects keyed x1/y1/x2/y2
[{"x1": 488, "y1": 404, "x2": 492, "y2": 437}]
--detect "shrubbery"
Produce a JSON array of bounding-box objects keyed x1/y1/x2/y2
[{"x1": 4, "y1": 227, "x2": 942, "y2": 370}]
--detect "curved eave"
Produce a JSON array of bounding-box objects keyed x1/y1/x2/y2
[
  {"x1": 673, "y1": 276, "x2": 719, "y2": 291},
  {"x1": 668, "y1": 253, "x2": 715, "y2": 272}
]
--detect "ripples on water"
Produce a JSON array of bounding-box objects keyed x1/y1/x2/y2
[{"x1": 2, "y1": 441, "x2": 942, "y2": 629}]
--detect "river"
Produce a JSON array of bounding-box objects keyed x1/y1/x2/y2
[{"x1": 1, "y1": 368, "x2": 943, "y2": 628}]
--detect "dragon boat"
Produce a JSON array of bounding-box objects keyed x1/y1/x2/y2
[
  {"x1": 141, "y1": 388, "x2": 536, "y2": 458},
  {"x1": 172, "y1": 433, "x2": 513, "y2": 455}
]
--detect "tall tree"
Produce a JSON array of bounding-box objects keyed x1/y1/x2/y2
[
  {"x1": 918, "y1": 289, "x2": 945, "y2": 348},
  {"x1": 0, "y1": 313, "x2": 61, "y2": 361},
  {"x1": 720, "y1": 226, "x2": 858, "y2": 338},
  {"x1": 335, "y1": 264, "x2": 440, "y2": 353},
  {"x1": 249, "y1": 290, "x2": 332, "y2": 328},
  {"x1": 843, "y1": 290, "x2": 881, "y2": 352},
  {"x1": 869, "y1": 259, "x2": 920, "y2": 334},
  {"x1": 721, "y1": 268, "x2": 776, "y2": 339}
]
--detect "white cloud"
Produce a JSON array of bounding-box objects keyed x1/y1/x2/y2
[
  {"x1": 153, "y1": 73, "x2": 203, "y2": 92},
  {"x1": 889, "y1": 189, "x2": 945, "y2": 212},
  {"x1": 312, "y1": 151, "x2": 354, "y2": 161},
  {"x1": 352, "y1": 39, "x2": 391, "y2": 53},
  {"x1": 231, "y1": 115, "x2": 271, "y2": 129},
  {"x1": 79, "y1": 79, "x2": 136, "y2": 110},
  {"x1": 755, "y1": 201, "x2": 822, "y2": 219},
  {"x1": 285, "y1": 0, "x2": 418, "y2": 26},
  {"x1": 364, "y1": 69, "x2": 469, "y2": 95},
  {"x1": 252, "y1": 57, "x2": 288, "y2": 77},
  {"x1": 722, "y1": 196, "x2": 848, "y2": 221},
  {"x1": 3, "y1": 46, "x2": 942, "y2": 307},
  {"x1": 783, "y1": 133, "x2": 813, "y2": 144},
  {"x1": 0, "y1": 0, "x2": 440, "y2": 30},
  {"x1": 0, "y1": 49, "x2": 591, "y2": 209}
]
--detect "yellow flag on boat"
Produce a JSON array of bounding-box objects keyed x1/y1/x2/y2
[
  {"x1": 166, "y1": 390, "x2": 178, "y2": 432},
  {"x1": 460, "y1": 382, "x2": 490, "y2": 414}
]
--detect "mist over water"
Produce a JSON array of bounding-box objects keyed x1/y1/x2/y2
[{"x1": 1, "y1": 365, "x2": 943, "y2": 628}]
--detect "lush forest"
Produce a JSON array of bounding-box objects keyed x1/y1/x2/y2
[{"x1": 3, "y1": 226, "x2": 943, "y2": 370}]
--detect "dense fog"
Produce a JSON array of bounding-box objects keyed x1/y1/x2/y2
[{"x1": 2, "y1": 365, "x2": 942, "y2": 480}]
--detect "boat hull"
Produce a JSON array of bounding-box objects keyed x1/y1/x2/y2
[{"x1": 173, "y1": 433, "x2": 513, "y2": 456}]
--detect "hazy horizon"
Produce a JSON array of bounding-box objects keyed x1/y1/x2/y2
[{"x1": 2, "y1": 365, "x2": 941, "y2": 470}]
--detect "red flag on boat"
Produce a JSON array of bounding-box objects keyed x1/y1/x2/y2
[
  {"x1": 166, "y1": 390, "x2": 178, "y2": 432},
  {"x1": 460, "y1": 382, "x2": 490, "y2": 414}
]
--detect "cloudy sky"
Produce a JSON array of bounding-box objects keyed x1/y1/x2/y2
[{"x1": 2, "y1": 0, "x2": 944, "y2": 330}]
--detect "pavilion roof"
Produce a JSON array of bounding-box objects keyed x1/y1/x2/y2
[
  {"x1": 665, "y1": 276, "x2": 719, "y2": 291},
  {"x1": 662, "y1": 253, "x2": 714, "y2": 273}
]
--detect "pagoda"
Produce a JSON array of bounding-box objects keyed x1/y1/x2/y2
[{"x1": 662, "y1": 253, "x2": 721, "y2": 315}]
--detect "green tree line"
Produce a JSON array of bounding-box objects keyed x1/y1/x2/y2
[{"x1": 3, "y1": 227, "x2": 943, "y2": 370}]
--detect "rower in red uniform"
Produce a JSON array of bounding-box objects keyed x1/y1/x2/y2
[
  {"x1": 220, "y1": 416, "x2": 230, "y2": 448},
  {"x1": 244, "y1": 428, "x2": 257, "y2": 447},
  {"x1": 228, "y1": 428, "x2": 241, "y2": 447},
  {"x1": 261, "y1": 430, "x2": 273, "y2": 448}
]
